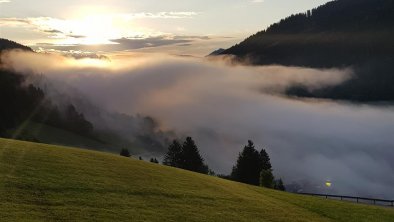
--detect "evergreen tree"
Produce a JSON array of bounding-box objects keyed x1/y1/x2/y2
[
  {"x1": 180, "y1": 137, "x2": 208, "y2": 174},
  {"x1": 163, "y1": 140, "x2": 182, "y2": 167},
  {"x1": 259, "y1": 147, "x2": 275, "y2": 188},
  {"x1": 231, "y1": 140, "x2": 262, "y2": 185},
  {"x1": 150, "y1": 158, "x2": 159, "y2": 164},
  {"x1": 259, "y1": 148, "x2": 272, "y2": 171},
  {"x1": 120, "y1": 148, "x2": 131, "y2": 157},
  {"x1": 260, "y1": 169, "x2": 274, "y2": 188},
  {"x1": 274, "y1": 179, "x2": 286, "y2": 191}
]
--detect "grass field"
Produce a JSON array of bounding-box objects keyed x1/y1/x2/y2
[
  {"x1": 0, "y1": 138, "x2": 393, "y2": 221},
  {"x1": 6, "y1": 121, "x2": 146, "y2": 154}
]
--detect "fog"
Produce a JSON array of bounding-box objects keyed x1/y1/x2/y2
[{"x1": 2, "y1": 50, "x2": 394, "y2": 199}]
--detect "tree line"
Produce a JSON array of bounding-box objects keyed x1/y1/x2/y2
[{"x1": 120, "y1": 138, "x2": 285, "y2": 191}]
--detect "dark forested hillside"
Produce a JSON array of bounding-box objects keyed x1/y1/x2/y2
[
  {"x1": 0, "y1": 39, "x2": 170, "y2": 152},
  {"x1": 0, "y1": 38, "x2": 94, "y2": 138},
  {"x1": 0, "y1": 38, "x2": 33, "y2": 52},
  {"x1": 221, "y1": 0, "x2": 394, "y2": 101}
]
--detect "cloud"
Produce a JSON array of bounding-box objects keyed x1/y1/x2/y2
[
  {"x1": 2, "y1": 50, "x2": 394, "y2": 199},
  {"x1": 251, "y1": 0, "x2": 264, "y2": 3},
  {"x1": 42, "y1": 29, "x2": 63, "y2": 34},
  {"x1": 0, "y1": 13, "x2": 201, "y2": 47},
  {"x1": 0, "y1": 12, "x2": 198, "y2": 29},
  {"x1": 0, "y1": 0, "x2": 10, "y2": 3},
  {"x1": 32, "y1": 35, "x2": 212, "y2": 52},
  {"x1": 128, "y1": 12, "x2": 199, "y2": 19}
]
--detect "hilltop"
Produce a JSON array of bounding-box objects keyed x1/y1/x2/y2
[
  {"x1": 0, "y1": 138, "x2": 393, "y2": 221},
  {"x1": 221, "y1": 0, "x2": 394, "y2": 101},
  {"x1": 0, "y1": 38, "x2": 33, "y2": 52}
]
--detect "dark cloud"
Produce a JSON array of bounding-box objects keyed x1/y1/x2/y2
[
  {"x1": 42, "y1": 29, "x2": 63, "y2": 34},
  {"x1": 67, "y1": 34, "x2": 86, "y2": 39},
  {"x1": 110, "y1": 36, "x2": 191, "y2": 49},
  {"x1": 31, "y1": 35, "x2": 215, "y2": 52}
]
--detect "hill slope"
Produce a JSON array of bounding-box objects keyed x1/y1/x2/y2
[
  {"x1": 0, "y1": 38, "x2": 33, "y2": 52},
  {"x1": 0, "y1": 138, "x2": 393, "y2": 221},
  {"x1": 221, "y1": 0, "x2": 394, "y2": 101}
]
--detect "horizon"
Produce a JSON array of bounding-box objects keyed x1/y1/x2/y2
[{"x1": 0, "y1": 0, "x2": 330, "y2": 56}]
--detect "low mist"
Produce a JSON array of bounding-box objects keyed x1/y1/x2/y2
[{"x1": 2, "y1": 50, "x2": 393, "y2": 199}]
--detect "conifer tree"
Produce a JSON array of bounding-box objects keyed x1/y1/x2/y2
[
  {"x1": 259, "y1": 147, "x2": 275, "y2": 188},
  {"x1": 231, "y1": 140, "x2": 261, "y2": 185},
  {"x1": 163, "y1": 140, "x2": 182, "y2": 167},
  {"x1": 150, "y1": 158, "x2": 159, "y2": 164},
  {"x1": 259, "y1": 148, "x2": 272, "y2": 171},
  {"x1": 180, "y1": 137, "x2": 208, "y2": 174},
  {"x1": 260, "y1": 169, "x2": 274, "y2": 188},
  {"x1": 120, "y1": 148, "x2": 131, "y2": 157},
  {"x1": 276, "y1": 179, "x2": 286, "y2": 191}
]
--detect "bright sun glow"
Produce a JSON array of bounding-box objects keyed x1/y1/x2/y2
[{"x1": 35, "y1": 8, "x2": 153, "y2": 45}]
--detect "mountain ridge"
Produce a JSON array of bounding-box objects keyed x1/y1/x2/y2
[{"x1": 220, "y1": 0, "x2": 394, "y2": 101}]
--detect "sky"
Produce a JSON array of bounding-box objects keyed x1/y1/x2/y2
[{"x1": 0, "y1": 0, "x2": 330, "y2": 55}]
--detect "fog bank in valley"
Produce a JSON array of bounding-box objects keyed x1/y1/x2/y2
[{"x1": 2, "y1": 50, "x2": 394, "y2": 199}]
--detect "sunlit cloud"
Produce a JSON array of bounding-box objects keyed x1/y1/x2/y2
[{"x1": 0, "y1": 12, "x2": 199, "y2": 45}]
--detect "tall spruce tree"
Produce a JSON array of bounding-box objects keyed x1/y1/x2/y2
[
  {"x1": 259, "y1": 148, "x2": 272, "y2": 171},
  {"x1": 259, "y1": 148, "x2": 274, "y2": 188},
  {"x1": 163, "y1": 140, "x2": 182, "y2": 167},
  {"x1": 180, "y1": 137, "x2": 208, "y2": 174},
  {"x1": 260, "y1": 169, "x2": 274, "y2": 188},
  {"x1": 231, "y1": 140, "x2": 262, "y2": 185}
]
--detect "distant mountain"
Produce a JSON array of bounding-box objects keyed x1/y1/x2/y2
[
  {"x1": 0, "y1": 38, "x2": 32, "y2": 52},
  {"x1": 221, "y1": 0, "x2": 394, "y2": 101}
]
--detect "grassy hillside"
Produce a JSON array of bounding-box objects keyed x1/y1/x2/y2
[
  {"x1": 0, "y1": 138, "x2": 393, "y2": 221},
  {"x1": 6, "y1": 121, "x2": 146, "y2": 154}
]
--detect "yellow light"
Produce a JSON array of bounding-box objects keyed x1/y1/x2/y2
[
  {"x1": 35, "y1": 9, "x2": 149, "y2": 46},
  {"x1": 325, "y1": 181, "x2": 332, "y2": 187}
]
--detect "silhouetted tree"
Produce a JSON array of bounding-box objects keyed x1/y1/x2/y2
[
  {"x1": 180, "y1": 137, "x2": 208, "y2": 174},
  {"x1": 259, "y1": 147, "x2": 275, "y2": 188},
  {"x1": 161, "y1": 137, "x2": 209, "y2": 174},
  {"x1": 259, "y1": 148, "x2": 272, "y2": 171},
  {"x1": 150, "y1": 158, "x2": 159, "y2": 164},
  {"x1": 208, "y1": 169, "x2": 216, "y2": 176},
  {"x1": 120, "y1": 148, "x2": 131, "y2": 157},
  {"x1": 231, "y1": 140, "x2": 262, "y2": 185},
  {"x1": 163, "y1": 140, "x2": 183, "y2": 167},
  {"x1": 139, "y1": 156, "x2": 143, "y2": 160},
  {"x1": 260, "y1": 169, "x2": 274, "y2": 188},
  {"x1": 274, "y1": 179, "x2": 286, "y2": 191}
]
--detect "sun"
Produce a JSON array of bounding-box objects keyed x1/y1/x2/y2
[{"x1": 44, "y1": 8, "x2": 147, "y2": 46}]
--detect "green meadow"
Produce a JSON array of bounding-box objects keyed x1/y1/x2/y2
[{"x1": 0, "y1": 138, "x2": 393, "y2": 222}]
